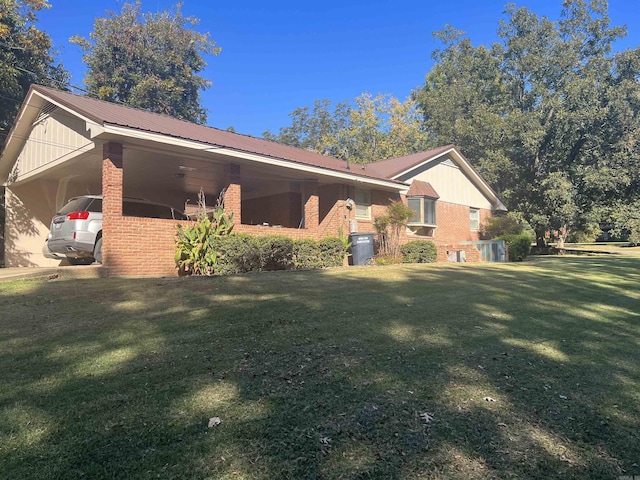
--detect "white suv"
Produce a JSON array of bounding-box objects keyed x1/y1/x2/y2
[{"x1": 45, "y1": 195, "x2": 184, "y2": 264}]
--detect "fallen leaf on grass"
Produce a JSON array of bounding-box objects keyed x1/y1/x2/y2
[
  {"x1": 420, "y1": 412, "x2": 434, "y2": 423},
  {"x1": 208, "y1": 417, "x2": 221, "y2": 428},
  {"x1": 498, "y1": 422, "x2": 507, "y2": 427},
  {"x1": 559, "y1": 395, "x2": 568, "y2": 400}
]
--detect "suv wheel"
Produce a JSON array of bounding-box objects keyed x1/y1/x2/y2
[{"x1": 94, "y1": 237, "x2": 103, "y2": 264}]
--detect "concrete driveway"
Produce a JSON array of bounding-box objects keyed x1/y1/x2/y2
[{"x1": 0, "y1": 265, "x2": 106, "y2": 282}]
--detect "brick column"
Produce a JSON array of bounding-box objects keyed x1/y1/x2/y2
[
  {"x1": 223, "y1": 163, "x2": 241, "y2": 223},
  {"x1": 102, "y1": 142, "x2": 123, "y2": 270},
  {"x1": 303, "y1": 179, "x2": 319, "y2": 229}
]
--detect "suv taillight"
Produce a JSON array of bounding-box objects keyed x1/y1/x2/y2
[{"x1": 66, "y1": 211, "x2": 90, "y2": 220}]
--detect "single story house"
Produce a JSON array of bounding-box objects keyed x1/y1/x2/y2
[{"x1": 0, "y1": 85, "x2": 506, "y2": 276}]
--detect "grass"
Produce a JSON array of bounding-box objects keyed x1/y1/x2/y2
[
  {"x1": 1, "y1": 256, "x2": 639, "y2": 479},
  {"x1": 563, "y1": 242, "x2": 640, "y2": 254}
]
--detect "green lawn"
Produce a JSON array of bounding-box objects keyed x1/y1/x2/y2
[{"x1": 1, "y1": 257, "x2": 639, "y2": 479}]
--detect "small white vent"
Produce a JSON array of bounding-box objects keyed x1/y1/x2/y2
[
  {"x1": 441, "y1": 157, "x2": 458, "y2": 168},
  {"x1": 35, "y1": 102, "x2": 58, "y2": 123}
]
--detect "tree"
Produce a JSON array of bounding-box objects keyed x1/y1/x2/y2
[
  {"x1": 71, "y1": 1, "x2": 220, "y2": 124},
  {"x1": 0, "y1": 0, "x2": 69, "y2": 135},
  {"x1": 264, "y1": 93, "x2": 432, "y2": 163},
  {"x1": 413, "y1": 0, "x2": 640, "y2": 244}
]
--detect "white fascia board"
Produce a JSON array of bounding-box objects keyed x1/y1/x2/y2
[{"x1": 101, "y1": 124, "x2": 404, "y2": 190}]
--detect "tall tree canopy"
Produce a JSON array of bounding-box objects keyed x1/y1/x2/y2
[
  {"x1": 413, "y1": 0, "x2": 640, "y2": 243},
  {"x1": 264, "y1": 93, "x2": 432, "y2": 164},
  {"x1": 0, "y1": 0, "x2": 68, "y2": 135},
  {"x1": 71, "y1": 1, "x2": 220, "y2": 124}
]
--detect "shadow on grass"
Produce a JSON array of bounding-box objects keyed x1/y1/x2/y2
[{"x1": 1, "y1": 256, "x2": 639, "y2": 479}]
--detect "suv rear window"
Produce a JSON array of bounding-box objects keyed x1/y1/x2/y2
[{"x1": 58, "y1": 197, "x2": 95, "y2": 215}]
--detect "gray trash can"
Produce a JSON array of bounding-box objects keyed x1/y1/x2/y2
[{"x1": 349, "y1": 233, "x2": 375, "y2": 265}]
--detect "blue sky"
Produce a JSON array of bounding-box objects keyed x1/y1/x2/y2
[{"x1": 38, "y1": 0, "x2": 640, "y2": 137}]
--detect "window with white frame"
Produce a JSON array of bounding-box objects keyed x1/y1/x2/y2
[
  {"x1": 355, "y1": 189, "x2": 371, "y2": 219},
  {"x1": 407, "y1": 197, "x2": 437, "y2": 225},
  {"x1": 470, "y1": 208, "x2": 480, "y2": 231}
]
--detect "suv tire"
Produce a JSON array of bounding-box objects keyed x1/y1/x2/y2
[{"x1": 93, "y1": 236, "x2": 103, "y2": 264}]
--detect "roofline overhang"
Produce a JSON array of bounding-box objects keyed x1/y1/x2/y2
[
  {"x1": 392, "y1": 147, "x2": 507, "y2": 211},
  {"x1": 100, "y1": 124, "x2": 405, "y2": 191},
  {"x1": 1, "y1": 88, "x2": 105, "y2": 184}
]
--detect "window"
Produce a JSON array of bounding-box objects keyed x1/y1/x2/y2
[
  {"x1": 470, "y1": 208, "x2": 479, "y2": 231},
  {"x1": 355, "y1": 189, "x2": 371, "y2": 219},
  {"x1": 407, "y1": 197, "x2": 436, "y2": 225}
]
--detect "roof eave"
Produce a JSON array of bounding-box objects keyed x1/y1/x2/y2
[{"x1": 99, "y1": 124, "x2": 405, "y2": 190}]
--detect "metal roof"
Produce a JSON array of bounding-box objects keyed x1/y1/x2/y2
[{"x1": 30, "y1": 85, "x2": 403, "y2": 185}]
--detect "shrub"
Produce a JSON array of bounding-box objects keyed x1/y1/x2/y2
[
  {"x1": 292, "y1": 239, "x2": 322, "y2": 270},
  {"x1": 212, "y1": 234, "x2": 261, "y2": 275},
  {"x1": 497, "y1": 233, "x2": 532, "y2": 261},
  {"x1": 257, "y1": 235, "x2": 293, "y2": 271},
  {"x1": 374, "y1": 201, "x2": 414, "y2": 258},
  {"x1": 318, "y1": 237, "x2": 346, "y2": 267},
  {"x1": 400, "y1": 240, "x2": 437, "y2": 263}
]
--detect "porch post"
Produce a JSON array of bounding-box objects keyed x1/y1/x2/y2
[
  {"x1": 303, "y1": 179, "x2": 319, "y2": 229},
  {"x1": 102, "y1": 142, "x2": 123, "y2": 269},
  {"x1": 223, "y1": 163, "x2": 241, "y2": 223}
]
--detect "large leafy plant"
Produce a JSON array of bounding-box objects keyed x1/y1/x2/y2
[{"x1": 175, "y1": 190, "x2": 234, "y2": 275}]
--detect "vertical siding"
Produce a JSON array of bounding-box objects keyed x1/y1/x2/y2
[
  {"x1": 15, "y1": 108, "x2": 91, "y2": 179},
  {"x1": 411, "y1": 161, "x2": 493, "y2": 209}
]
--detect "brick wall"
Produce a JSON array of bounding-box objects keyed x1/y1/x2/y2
[
  {"x1": 103, "y1": 217, "x2": 186, "y2": 276},
  {"x1": 100, "y1": 145, "x2": 493, "y2": 276},
  {"x1": 405, "y1": 201, "x2": 493, "y2": 264}
]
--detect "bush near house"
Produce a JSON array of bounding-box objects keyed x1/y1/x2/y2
[
  {"x1": 497, "y1": 233, "x2": 533, "y2": 261},
  {"x1": 258, "y1": 236, "x2": 294, "y2": 271},
  {"x1": 400, "y1": 240, "x2": 437, "y2": 263},
  {"x1": 211, "y1": 234, "x2": 262, "y2": 275},
  {"x1": 292, "y1": 239, "x2": 323, "y2": 270},
  {"x1": 177, "y1": 225, "x2": 349, "y2": 276}
]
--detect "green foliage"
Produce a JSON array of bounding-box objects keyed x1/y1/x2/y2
[
  {"x1": 257, "y1": 235, "x2": 293, "y2": 271},
  {"x1": 174, "y1": 208, "x2": 234, "y2": 275},
  {"x1": 0, "y1": 0, "x2": 69, "y2": 132},
  {"x1": 374, "y1": 254, "x2": 403, "y2": 265},
  {"x1": 566, "y1": 223, "x2": 602, "y2": 243},
  {"x1": 212, "y1": 234, "x2": 261, "y2": 275},
  {"x1": 400, "y1": 240, "x2": 437, "y2": 263},
  {"x1": 292, "y1": 239, "x2": 322, "y2": 270},
  {"x1": 413, "y1": 1, "x2": 640, "y2": 245},
  {"x1": 71, "y1": 2, "x2": 220, "y2": 123},
  {"x1": 198, "y1": 234, "x2": 348, "y2": 275},
  {"x1": 374, "y1": 201, "x2": 414, "y2": 258},
  {"x1": 317, "y1": 237, "x2": 347, "y2": 267},
  {"x1": 263, "y1": 93, "x2": 432, "y2": 163},
  {"x1": 497, "y1": 233, "x2": 533, "y2": 262},
  {"x1": 337, "y1": 226, "x2": 352, "y2": 256},
  {"x1": 482, "y1": 213, "x2": 525, "y2": 239}
]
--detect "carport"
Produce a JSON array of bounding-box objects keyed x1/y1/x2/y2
[{"x1": 0, "y1": 85, "x2": 402, "y2": 275}]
